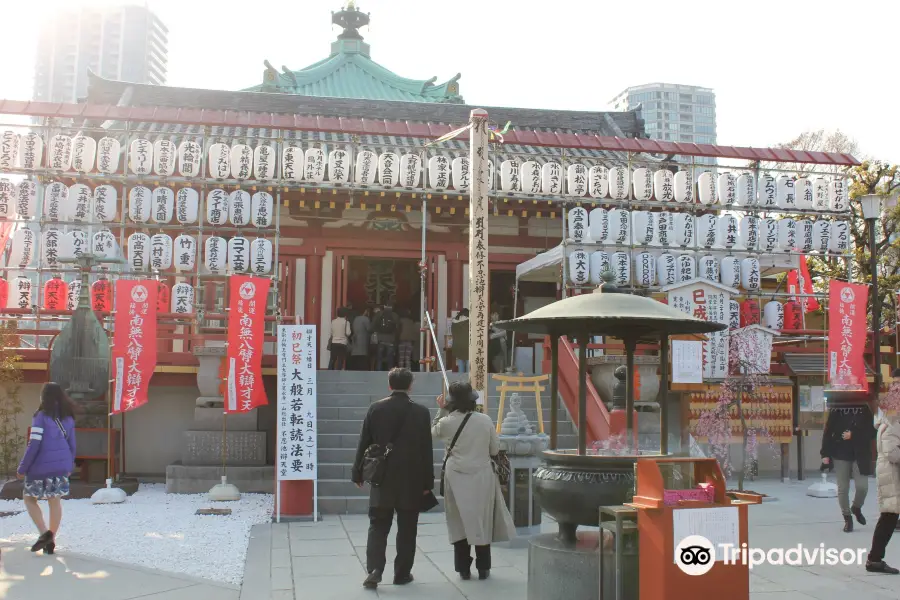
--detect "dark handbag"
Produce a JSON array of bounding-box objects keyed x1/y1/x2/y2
[
  {"x1": 439, "y1": 412, "x2": 473, "y2": 496},
  {"x1": 492, "y1": 450, "x2": 510, "y2": 486},
  {"x1": 327, "y1": 336, "x2": 333, "y2": 352},
  {"x1": 361, "y1": 406, "x2": 411, "y2": 486},
  {"x1": 420, "y1": 490, "x2": 439, "y2": 512}
]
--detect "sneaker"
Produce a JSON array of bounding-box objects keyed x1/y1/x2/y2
[
  {"x1": 866, "y1": 561, "x2": 899, "y2": 574},
  {"x1": 852, "y1": 506, "x2": 867, "y2": 526},
  {"x1": 393, "y1": 573, "x2": 414, "y2": 585},
  {"x1": 363, "y1": 570, "x2": 382, "y2": 589}
]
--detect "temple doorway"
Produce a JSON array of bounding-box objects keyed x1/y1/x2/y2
[{"x1": 344, "y1": 257, "x2": 421, "y2": 315}]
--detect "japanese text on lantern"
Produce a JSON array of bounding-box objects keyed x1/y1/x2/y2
[{"x1": 277, "y1": 325, "x2": 317, "y2": 480}]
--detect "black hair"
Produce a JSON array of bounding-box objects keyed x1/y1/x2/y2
[
  {"x1": 37, "y1": 382, "x2": 76, "y2": 420},
  {"x1": 457, "y1": 308, "x2": 470, "y2": 318},
  {"x1": 336, "y1": 307, "x2": 347, "y2": 318},
  {"x1": 447, "y1": 381, "x2": 477, "y2": 413},
  {"x1": 388, "y1": 367, "x2": 413, "y2": 391}
]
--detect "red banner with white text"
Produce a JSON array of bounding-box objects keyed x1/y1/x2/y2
[
  {"x1": 112, "y1": 280, "x2": 158, "y2": 413},
  {"x1": 827, "y1": 281, "x2": 869, "y2": 391},
  {"x1": 786, "y1": 255, "x2": 820, "y2": 312},
  {"x1": 226, "y1": 275, "x2": 270, "y2": 413}
]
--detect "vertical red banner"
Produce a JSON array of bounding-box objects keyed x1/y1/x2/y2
[
  {"x1": 226, "y1": 275, "x2": 270, "y2": 413},
  {"x1": 112, "y1": 280, "x2": 158, "y2": 413},
  {"x1": 827, "y1": 281, "x2": 869, "y2": 391},
  {"x1": 787, "y1": 256, "x2": 820, "y2": 312}
]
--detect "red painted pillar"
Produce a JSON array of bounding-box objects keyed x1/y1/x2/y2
[{"x1": 448, "y1": 258, "x2": 462, "y2": 314}]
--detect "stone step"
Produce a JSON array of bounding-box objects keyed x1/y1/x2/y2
[
  {"x1": 317, "y1": 404, "x2": 559, "y2": 422},
  {"x1": 318, "y1": 478, "x2": 444, "y2": 497},
  {"x1": 315, "y1": 393, "x2": 556, "y2": 408},
  {"x1": 317, "y1": 418, "x2": 577, "y2": 436},
  {"x1": 318, "y1": 495, "x2": 445, "y2": 515},
  {"x1": 316, "y1": 432, "x2": 579, "y2": 452},
  {"x1": 317, "y1": 462, "x2": 444, "y2": 480},
  {"x1": 318, "y1": 448, "x2": 446, "y2": 464}
]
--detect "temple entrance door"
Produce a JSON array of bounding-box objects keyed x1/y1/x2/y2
[{"x1": 342, "y1": 257, "x2": 422, "y2": 314}]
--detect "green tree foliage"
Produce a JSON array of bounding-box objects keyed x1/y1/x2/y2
[{"x1": 0, "y1": 321, "x2": 24, "y2": 479}]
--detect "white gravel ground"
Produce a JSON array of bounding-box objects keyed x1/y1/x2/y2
[{"x1": 0, "y1": 484, "x2": 273, "y2": 585}]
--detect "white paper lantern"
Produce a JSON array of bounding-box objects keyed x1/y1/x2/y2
[
  {"x1": 812, "y1": 177, "x2": 828, "y2": 210},
  {"x1": 813, "y1": 220, "x2": 831, "y2": 253},
  {"x1": 128, "y1": 186, "x2": 152, "y2": 223},
  {"x1": 18, "y1": 132, "x2": 43, "y2": 170},
  {"x1": 764, "y1": 301, "x2": 784, "y2": 331},
  {"x1": 777, "y1": 218, "x2": 797, "y2": 251},
  {"x1": 612, "y1": 251, "x2": 631, "y2": 286},
  {"x1": 0, "y1": 131, "x2": 19, "y2": 169},
  {"x1": 0, "y1": 178, "x2": 13, "y2": 219},
  {"x1": 206, "y1": 189, "x2": 229, "y2": 225},
  {"x1": 204, "y1": 236, "x2": 227, "y2": 273},
  {"x1": 43, "y1": 182, "x2": 68, "y2": 222},
  {"x1": 568, "y1": 249, "x2": 589, "y2": 286},
  {"x1": 49, "y1": 134, "x2": 73, "y2": 171},
  {"x1": 657, "y1": 252, "x2": 677, "y2": 286},
  {"x1": 92, "y1": 229, "x2": 117, "y2": 259},
  {"x1": 740, "y1": 257, "x2": 761, "y2": 291},
  {"x1": 829, "y1": 179, "x2": 848, "y2": 212},
  {"x1": 127, "y1": 232, "x2": 151, "y2": 271},
  {"x1": 176, "y1": 188, "x2": 199, "y2": 224},
  {"x1": 776, "y1": 175, "x2": 796, "y2": 209},
  {"x1": 762, "y1": 218, "x2": 779, "y2": 251},
  {"x1": 208, "y1": 142, "x2": 231, "y2": 179},
  {"x1": 541, "y1": 162, "x2": 563, "y2": 195},
  {"x1": 129, "y1": 138, "x2": 152, "y2": 175},
  {"x1": 758, "y1": 174, "x2": 776, "y2": 207},
  {"x1": 697, "y1": 214, "x2": 718, "y2": 248},
  {"x1": 71, "y1": 134, "x2": 96, "y2": 173},
  {"x1": 589, "y1": 165, "x2": 609, "y2": 198},
  {"x1": 95, "y1": 137, "x2": 120, "y2": 174},
  {"x1": 230, "y1": 144, "x2": 253, "y2": 180},
  {"x1": 69, "y1": 183, "x2": 91, "y2": 223},
  {"x1": 66, "y1": 279, "x2": 82, "y2": 311},
  {"x1": 177, "y1": 140, "x2": 201, "y2": 177},
  {"x1": 729, "y1": 300, "x2": 741, "y2": 330},
  {"x1": 830, "y1": 220, "x2": 850, "y2": 252},
  {"x1": 654, "y1": 169, "x2": 674, "y2": 202},
  {"x1": 632, "y1": 167, "x2": 652, "y2": 201},
  {"x1": 567, "y1": 207, "x2": 588, "y2": 243},
  {"x1": 608, "y1": 209, "x2": 631, "y2": 245},
  {"x1": 674, "y1": 213, "x2": 695, "y2": 247},
  {"x1": 500, "y1": 159, "x2": 520, "y2": 192},
  {"x1": 798, "y1": 219, "x2": 814, "y2": 252},
  {"x1": 10, "y1": 276, "x2": 32, "y2": 309},
  {"x1": 677, "y1": 254, "x2": 696, "y2": 282},
  {"x1": 253, "y1": 144, "x2": 276, "y2": 180},
  {"x1": 29, "y1": 229, "x2": 49, "y2": 267},
  {"x1": 632, "y1": 211, "x2": 655, "y2": 245},
  {"x1": 608, "y1": 167, "x2": 630, "y2": 200},
  {"x1": 721, "y1": 256, "x2": 741, "y2": 288},
  {"x1": 451, "y1": 156, "x2": 469, "y2": 191},
  {"x1": 567, "y1": 164, "x2": 588, "y2": 197},
  {"x1": 174, "y1": 235, "x2": 197, "y2": 272},
  {"x1": 519, "y1": 161, "x2": 541, "y2": 194},
  {"x1": 717, "y1": 172, "x2": 737, "y2": 206},
  {"x1": 656, "y1": 212, "x2": 673, "y2": 247},
  {"x1": 355, "y1": 150, "x2": 378, "y2": 185},
  {"x1": 250, "y1": 238, "x2": 274, "y2": 275},
  {"x1": 93, "y1": 184, "x2": 117, "y2": 222},
  {"x1": 795, "y1": 177, "x2": 813, "y2": 210},
  {"x1": 15, "y1": 180, "x2": 37, "y2": 219},
  {"x1": 699, "y1": 254, "x2": 719, "y2": 282},
  {"x1": 718, "y1": 215, "x2": 739, "y2": 249},
  {"x1": 227, "y1": 236, "x2": 250, "y2": 273},
  {"x1": 171, "y1": 282, "x2": 194, "y2": 314},
  {"x1": 304, "y1": 147, "x2": 326, "y2": 183},
  {"x1": 150, "y1": 233, "x2": 173, "y2": 271},
  {"x1": 634, "y1": 251, "x2": 656, "y2": 287},
  {"x1": 427, "y1": 155, "x2": 450, "y2": 190},
  {"x1": 735, "y1": 173, "x2": 755, "y2": 206},
  {"x1": 589, "y1": 251, "x2": 611, "y2": 285},
  {"x1": 9, "y1": 227, "x2": 36, "y2": 267},
  {"x1": 59, "y1": 229, "x2": 87, "y2": 261},
  {"x1": 228, "y1": 190, "x2": 251, "y2": 226},
  {"x1": 328, "y1": 149, "x2": 351, "y2": 184},
  {"x1": 399, "y1": 154, "x2": 421, "y2": 188},
  {"x1": 251, "y1": 192, "x2": 273, "y2": 228},
  {"x1": 674, "y1": 170, "x2": 693, "y2": 203},
  {"x1": 153, "y1": 139, "x2": 176, "y2": 176},
  {"x1": 282, "y1": 146, "x2": 303, "y2": 181},
  {"x1": 739, "y1": 216, "x2": 759, "y2": 250},
  {"x1": 698, "y1": 171, "x2": 716, "y2": 205},
  {"x1": 589, "y1": 208, "x2": 608, "y2": 243}
]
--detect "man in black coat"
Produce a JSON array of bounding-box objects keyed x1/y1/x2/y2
[{"x1": 351, "y1": 368, "x2": 434, "y2": 589}]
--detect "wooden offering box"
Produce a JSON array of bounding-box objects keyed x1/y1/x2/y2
[{"x1": 627, "y1": 457, "x2": 761, "y2": 600}]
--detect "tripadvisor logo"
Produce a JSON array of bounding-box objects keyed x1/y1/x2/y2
[{"x1": 675, "y1": 535, "x2": 715, "y2": 576}]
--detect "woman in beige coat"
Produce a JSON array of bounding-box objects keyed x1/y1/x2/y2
[
  {"x1": 433, "y1": 381, "x2": 515, "y2": 580},
  {"x1": 865, "y1": 411, "x2": 900, "y2": 574}
]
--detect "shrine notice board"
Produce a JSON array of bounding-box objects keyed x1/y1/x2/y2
[
  {"x1": 277, "y1": 325, "x2": 318, "y2": 481},
  {"x1": 688, "y1": 385, "x2": 794, "y2": 443}
]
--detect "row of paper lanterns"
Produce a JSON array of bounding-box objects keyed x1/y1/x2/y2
[
  {"x1": 0, "y1": 179, "x2": 274, "y2": 227},
  {"x1": 0, "y1": 132, "x2": 849, "y2": 209},
  {"x1": 566, "y1": 207, "x2": 850, "y2": 253}
]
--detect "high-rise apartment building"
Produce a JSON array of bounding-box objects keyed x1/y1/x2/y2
[
  {"x1": 33, "y1": 5, "x2": 168, "y2": 104},
  {"x1": 609, "y1": 83, "x2": 717, "y2": 166}
]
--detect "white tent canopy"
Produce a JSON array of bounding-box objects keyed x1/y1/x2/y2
[{"x1": 515, "y1": 244, "x2": 564, "y2": 282}]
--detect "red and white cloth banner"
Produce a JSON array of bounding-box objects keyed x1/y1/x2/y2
[
  {"x1": 112, "y1": 280, "x2": 158, "y2": 413},
  {"x1": 786, "y1": 255, "x2": 819, "y2": 312},
  {"x1": 827, "y1": 280, "x2": 869, "y2": 391},
  {"x1": 226, "y1": 275, "x2": 270, "y2": 413}
]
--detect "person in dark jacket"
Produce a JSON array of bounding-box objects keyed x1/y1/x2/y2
[
  {"x1": 821, "y1": 399, "x2": 877, "y2": 532},
  {"x1": 17, "y1": 382, "x2": 77, "y2": 555},
  {"x1": 351, "y1": 368, "x2": 434, "y2": 589}
]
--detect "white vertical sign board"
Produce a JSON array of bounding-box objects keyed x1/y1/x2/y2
[
  {"x1": 671, "y1": 340, "x2": 703, "y2": 383},
  {"x1": 277, "y1": 324, "x2": 318, "y2": 522},
  {"x1": 665, "y1": 280, "x2": 734, "y2": 379}
]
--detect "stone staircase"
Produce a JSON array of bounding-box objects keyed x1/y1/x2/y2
[{"x1": 316, "y1": 370, "x2": 578, "y2": 514}]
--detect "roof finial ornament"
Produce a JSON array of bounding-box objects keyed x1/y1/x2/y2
[{"x1": 332, "y1": 3, "x2": 370, "y2": 41}]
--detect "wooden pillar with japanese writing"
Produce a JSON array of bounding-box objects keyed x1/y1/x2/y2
[{"x1": 468, "y1": 109, "x2": 489, "y2": 411}]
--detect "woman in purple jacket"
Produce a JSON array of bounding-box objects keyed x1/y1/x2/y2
[{"x1": 17, "y1": 383, "x2": 76, "y2": 555}]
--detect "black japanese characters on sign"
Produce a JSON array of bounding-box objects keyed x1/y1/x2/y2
[{"x1": 278, "y1": 325, "x2": 318, "y2": 481}]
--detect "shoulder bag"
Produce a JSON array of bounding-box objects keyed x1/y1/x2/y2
[
  {"x1": 439, "y1": 412, "x2": 473, "y2": 496},
  {"x1": 491, "y1": 450, "x2": 510, "y2": 486},
  {"x1": 361, "y1": 404, "x2": 412, "y2": 487}
]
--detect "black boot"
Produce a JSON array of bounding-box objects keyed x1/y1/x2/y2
[
  {"x1": 478, "y1": 569, "x2": 490, "y2": 580},
  {"x1": 30, "y1": 531, "x2": 52, "y2": 553},
  {"x1": 44, "y1": 532, "x2": 55, "y2": 555},
  {"x1": 843, "y1": 515, "x2": 853, "y2": 532},
  {"x1": 866, "y1": 561, "x2": 900, "y2": 574},
  {"x1": 852, "y1": 506, "x2": 867, "y2": 525},
  {"x1": 363, "y1": 570, "x2": 382, "y2": 589}
]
